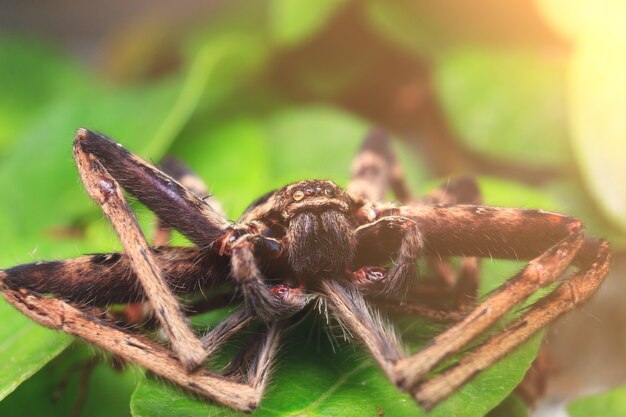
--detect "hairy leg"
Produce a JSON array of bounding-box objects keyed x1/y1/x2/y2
[
  {"x1": 393, "y1": 216, "x2": 586, "y2": 390},
  {"x1": 322, "y1": 281, "x2": 405, "y2": 382},
  {"x1": 353, "y1": 216, "x2": 422, "y2": 295},
  {"x1": 154, "y1": 155, "x2": 225, "y2": 246},
  {"x1": 414, "y1": 241, "x2": 611, "y2": 408},
  {"x1": 414, "y1": 176, "x2": 483, "y2": 309},
  {"x1": 74, "y1": 129, "x2": 229, "y2": 246},
  {"x1": 1, "y1": 247, "x2": 229, "y2": 305},
  {"x1": 0, "y1": 284, "x2": 279, "y2": 412},
  {"x1": 347, "y1": 128, "x2": 412, "y2": 203},
  {"x1": 74, "y1": 131, "x2": 206, "y2": 369}
]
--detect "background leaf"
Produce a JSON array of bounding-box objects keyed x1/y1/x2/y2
[
  {"x1": 434, "y1": 47, "x2": 569, "y2": 165},
  {"x1": 269, "y1": 0, "x2": 348, "y2": 46},
  {"x1": 0, "y1": 301, "x2": 72, "y2": 401},
  {"x1": 568, "y1": 385, "x2": 626, "y2": 417}
]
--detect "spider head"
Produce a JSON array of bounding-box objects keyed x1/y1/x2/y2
[{"x1": 278, "y1": 180, "x2": 352, "y2": 220}]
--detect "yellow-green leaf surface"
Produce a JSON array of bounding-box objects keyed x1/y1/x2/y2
[
  {"x1": 569, "y1": 386, "x2": 626, "y2": 417},
  {"x1": 434, "y1": 48, "x2": 568, "y2": 165},
  {"x1": 269, "y1": 0, "x2": 348, "y2": 46}
]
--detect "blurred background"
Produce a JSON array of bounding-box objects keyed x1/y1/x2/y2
[{"x1": 1, "y1": 1, "x2": 625, "y2": 416}]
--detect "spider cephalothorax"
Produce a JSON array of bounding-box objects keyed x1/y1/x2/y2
[
  {"x1": 239, "y1": 179, "x2": 358, "y2": 282},
  {"x1": 0, "y1": 128, "x2": 611, "y2": 412}
]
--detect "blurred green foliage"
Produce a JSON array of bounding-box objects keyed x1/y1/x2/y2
[{"x1": 1, "y1": 1, "x2": 625, "y2": 416}]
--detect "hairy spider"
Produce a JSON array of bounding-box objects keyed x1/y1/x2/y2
[{"x1": 0, "y1": 128, "x2": 610, "y2": 412}]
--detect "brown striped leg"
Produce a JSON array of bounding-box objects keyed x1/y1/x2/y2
[
  {"x1": 347, "y1": 128, "x2": 412, "y2": 203},
  {"x1": 322, "y1": 281, "x2": 405, "y2": 382},
  {"x1": 419, "y1": 176, "x2": 483, "y2": 309},
  {"x1": 0, "y1": 285, "x2": 271, "y2": 413},
  {"x1": 0, "y1": 247, "x2": 228, "y2": 306},
  {"x1": 414, "y1": 242, "x2": 610, "y2": 409},
  {"x1": 154, "y1": 155, "x2": 226, "y2": 246},
  {"x1": 74, "y1": 131, "x2": 206, "y2": 369},
  {"x1": 74, "y1": 129, "x2": 230, "y2": 247},
  {"x1": 393, "y1": 216, "x2": 586, "y2": 391}
]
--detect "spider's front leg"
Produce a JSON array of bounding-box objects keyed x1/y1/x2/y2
[
  {"x1": 218, "y1": 230, "x2": 309, "y2": 321},
  {"x1": 351, "y1": 215, "x2": 422, "y2": 295},
  {"x1": 72, "y1": 129, "x2": 225, "y2": 369}
]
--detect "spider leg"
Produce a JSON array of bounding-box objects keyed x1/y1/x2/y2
[
  {"x1": 322, "y1": 280, "x2": 405, "y2": 382},
  {"x1": 74, "y1": 133, "x2": 206, "y2": 369},
  {"x1": 414, "y1": 241, "x2": 610, "y2": 409},
  {"x1": 414, "y1": 176, "x2": 483, "y2": 309},
  {"x1": 0, "y1": 284, "x2": 269, "y2": 413},
  {"x1": 353, "y1": 216, "x2": 422, "y2": 294},
  {"x1": 347, "y1": 128, "x2": 412, "y2": 203},
  {"x1": 1, "y1": 247, "x2": 228, "y2": 305},
  {"x1": 154, "y1": 155, "x2": 225, "y2": 246},
  {"x1": 74, "y1": 129, "x2": 230, "y2": 246},
  {"x1": 132, "y1": 155, "x2": 225, "y2": 323},
  {"x1": 247, "y1": 323, "x2": 282, "y2": 392},
  {"x1": 392, "y1": 206, "x2": 594, "y2": 390},
  {"x1": 201, "y1": 309, "x2": 253, "y2": 356},
  {"x1": 371, "y1": 298, "x2": 464, "y2": 323},
  {"x1": 228, "y1": 233, "x2": 310, "y2": 320}
]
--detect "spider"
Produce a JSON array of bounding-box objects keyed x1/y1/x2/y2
[{"x1": 0, "y1": 128, "x2": 610, "y2": 412}]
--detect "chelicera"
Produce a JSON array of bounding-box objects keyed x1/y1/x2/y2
[{"x1": 0, "y1": 128, "x2": 610, "y2": 412}]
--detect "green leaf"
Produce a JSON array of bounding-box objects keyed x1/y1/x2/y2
[
  {"x1": 0, "y1": 37, "x2": 89, "y2": 155},
  {"x1": 0, "y1": 300, "x2": 72, "y2": 400},
  {"x1": 569, "y1": 385, "x2": 626, "y2": 417},
  {"x1": 0, "y1": 345, "x2": 136, "y2": 417},
  {"x1": 130, "y1": 325, "x2": 540, "y2": 417},
  {"x1": 486, "y1": 394, "x2": 528, "y2": 417},
  {"x1": 434, "y1": 47, "x2": 569, "y2": 165},
  {"x1": 365, "y1": 0, "x2": 448, "y2": 58},
  {"x1": 269, "y1": 0, "x2": 348, "y2": 46}
]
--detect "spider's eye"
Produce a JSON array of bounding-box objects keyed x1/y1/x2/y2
[
  {"x1": 293, "y1": 190, "x2": 304, "y2": 201},
  {"x1": 305, "y1": 188, "x2": 314, "y2": 196},
  {"x1": 324, "y1": 188, "x2": 334, "y2": 197}
]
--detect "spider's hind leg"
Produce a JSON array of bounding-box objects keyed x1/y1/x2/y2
[{"x1": 347, "y1": 128, "x2": 412, "y2": 203}]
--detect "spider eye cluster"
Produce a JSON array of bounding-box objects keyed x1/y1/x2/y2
[{"x1": 291, "y1": 186, "x2": 335, "y2": 201}]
